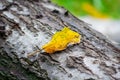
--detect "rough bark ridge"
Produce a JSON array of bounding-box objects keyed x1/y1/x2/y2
[{"x1": 0, "y1": 0, "x2": 120, "y2": 80}]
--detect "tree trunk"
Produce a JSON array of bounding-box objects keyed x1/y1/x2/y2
[{"x1": 0, "y1": 0, "x2": 120, "y2": 80}]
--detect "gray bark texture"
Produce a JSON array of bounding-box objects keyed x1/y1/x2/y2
[{"x1": 0, "y1": 0, "x2": 120, "y2": 80}]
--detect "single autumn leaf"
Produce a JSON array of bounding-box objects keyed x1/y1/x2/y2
[{"x1": 42, "y1": 27, "x2": 81, "y2": 54}]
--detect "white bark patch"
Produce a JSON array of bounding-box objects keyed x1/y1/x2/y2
[
  {"x1": 3, "y1": 11, "x2": 20, "y2": 23},
  {"x1": 42, "y1": 3, "x2": 65, "y2": 14},
  {"x1": 10, "y1": 5, "x2": 29, "y2": 15},
  {"x1": 0, "y1": 3, "x2": 4, "y2": 10},
  {"x1": 7, "y1": 0, "x2": 13, "y2": 3},
  {"x1": 6, "y1": 21, "x2": 50, "y2": 58}
]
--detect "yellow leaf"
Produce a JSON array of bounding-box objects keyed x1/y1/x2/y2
[{"x1": 42, "y1": 27, "x2": 81, "y2": 54}]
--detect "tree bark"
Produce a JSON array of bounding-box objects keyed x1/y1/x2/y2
[{"x1": 0, "y1": 0, "x2": 120, "y2": 80}]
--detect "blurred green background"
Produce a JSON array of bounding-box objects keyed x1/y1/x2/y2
[{"x1": 52, "y1": 0, "x2": 120, "y2": 19}]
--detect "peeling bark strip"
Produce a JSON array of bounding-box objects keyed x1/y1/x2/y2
[{"x1": 0, "y1": 0, "x2": 120, "y2": 80}]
